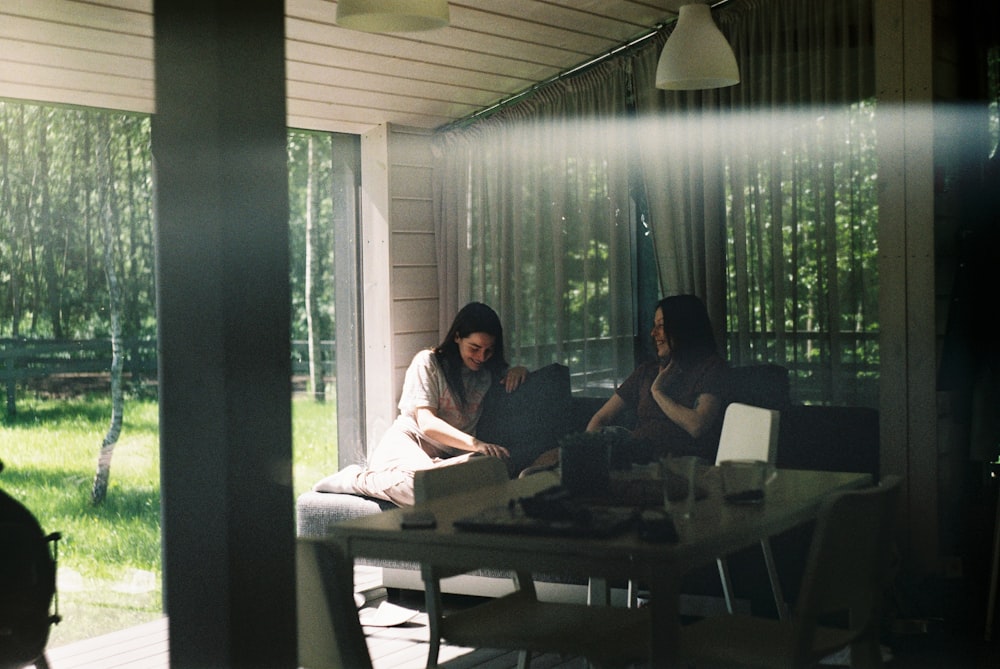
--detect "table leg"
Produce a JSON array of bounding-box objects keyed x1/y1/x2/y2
[
  {"x1": 986, "y1": 475, "x2": 1000, "y2": 641},
  {"x1": 587, "y1": 576, "x2": 610, "y2": 606},
  {"x1": 646, "y1": 573, "x2": 681, "y2": 668}
]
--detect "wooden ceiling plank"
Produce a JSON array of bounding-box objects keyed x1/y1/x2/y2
[
  {"x1": 0, "y1": 61, "x2": 152, "y2": 98},
  {"x1": 285, "y1": 113, "x2": 376, "y2": 135},
  {"x1": 449, "y1": 0, "x2": 653, "y2": 43},
  {"x1": 0, "y1": 37, "x2": 151, "y2": 80},
  {"x1": 288, "y1": 62, "x2": 508, "y2": 107},
  {"x1": 289, "y1": 98, "x2": 452, "y2": 127},
  {"x1": 0, "y1": 14, "x2": 152, "y2": 58},
  {"x1": 289, "y1": 80, "x2": 475, "y2": 117},
  {"x1": 1, "y1": 0, "x2": 151, "y2": 37},
  {"x1": 287, "y1": 43, "x2": 533, "y2": 92},
  {"x1": 287, "y1": 18, "x2": 577, "y2": 76},
  {"x1": 391, "y1": 25, "x2": 607, "y2": 66},
  {"x1": 0, "y1": 81, "x2": 152, "y2": 114},
  {"x1": 85, "y1": 0, "x2": 152, "y2": 13},
  {"x1": 531, "y1": 0, "x2": 677, "y2": 26},
  {"x1": 286, "y1": 33, "x2": 579, "y2": 79}
]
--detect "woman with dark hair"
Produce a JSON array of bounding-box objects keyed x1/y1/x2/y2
[
  {"x1": 586, "y1": 294, "x2": 729, "y2": 462},
  {"x1": 314, "y1": 302, "x2": 527, "y2": 506}
]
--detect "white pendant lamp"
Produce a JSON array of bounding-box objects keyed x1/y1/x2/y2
[
  {"x1": 336, "y1": 0, "x2": 450, "y2": 33},
  {"x1": 655, "y1": 3, "x2": 739, "y2": 90}
]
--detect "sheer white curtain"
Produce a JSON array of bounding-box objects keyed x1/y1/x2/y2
[
  {"x1": 633, "y1": 0, "x2": 877, "y2": 404},
  {"x1": 434, "y1": 62, "x2": 637, "y2": 391},
  {"x1": 434, "y1": 0, "x2": 877, "y2": 404}
]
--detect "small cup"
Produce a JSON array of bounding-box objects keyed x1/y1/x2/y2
[{"x1": 720, "y1": 459, "x2": 768, "y2": 503}]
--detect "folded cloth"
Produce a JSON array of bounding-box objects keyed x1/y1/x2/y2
[{"x1": 312, "y1": 464, "x2": 363, "y2": 493}]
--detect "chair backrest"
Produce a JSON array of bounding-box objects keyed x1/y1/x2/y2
[
  {"x1": 413, "y1": 455, "x2": 509, "y2": 505},
  {"x1": 792, "y1": 475, "x2": 902, "y2": 663},
  {"x1": 296, "y1": 538, "x2": 373, "y2": 669},
  {"x1": 715, "y1": 402, "x2": 781, "y2": 465},
  {"x1": 0, "y1": 478, "x2": 60, "y2": 669}
]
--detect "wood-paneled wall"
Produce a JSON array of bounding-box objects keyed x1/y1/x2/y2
[{"x1": 359, "y1": 124, "x2": 438, "y2": 451}]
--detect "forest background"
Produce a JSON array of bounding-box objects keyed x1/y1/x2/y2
[
  {"x1": 0, "y1": 99, "x2": 345, "y2": 645},
  {"x1": 0, "y1": 100, "x2": 342, "y2": 360}
]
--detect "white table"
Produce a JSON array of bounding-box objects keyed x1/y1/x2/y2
[{"x1": 327, "y1": 467, "x2": 871, "y2": 667}]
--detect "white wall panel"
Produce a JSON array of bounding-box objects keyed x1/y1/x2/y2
[
  {"x1": 393, "y1": 266, "x2": 438, "y2": 300},
  {"x1": 391, "y1": 198, "x2": 435, "y2": 231}
]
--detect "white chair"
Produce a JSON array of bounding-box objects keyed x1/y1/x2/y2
[
  {"x1": 679, "y1": 475, "x2": 902, "y2": 668},
  {"x1": 715, "y1": 402, "x2": 787, "y2": 619}
]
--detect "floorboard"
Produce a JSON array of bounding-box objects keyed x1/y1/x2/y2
[{"x1": 33, "y1": 566, "x2": 587, "y2": 669}]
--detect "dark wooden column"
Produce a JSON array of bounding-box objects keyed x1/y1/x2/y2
[{"x1": 152, "y1": 2, "x2": 295, "y2": 667}]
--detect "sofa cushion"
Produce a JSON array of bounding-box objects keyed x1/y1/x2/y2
[
  {"x1": 296, "y1": 490, "x2": 395, "y2": 537},
  {"x1": 476, "y1": 363, "x2": 575, "y2": 475}
]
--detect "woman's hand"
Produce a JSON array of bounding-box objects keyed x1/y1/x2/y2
[
  {"x1": 650, "y1": 381, "x2": 721, "y2": 440},
  {"x1": 414, "y1": 407, "x2": 511, "y2": 458},
  {"x1": 501, "y1": 365, "x2": 529, "y2": 392},
  {"x1": 473, "y1": 438, "x2": 510, "y2": 459},
  {"x1": 652, "y1": 360, "x2": 674, "y2": 394}
]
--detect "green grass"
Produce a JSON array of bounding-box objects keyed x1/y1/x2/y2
[{"x1": 0, "y1": 390, "x2": 338, "y2": 647}]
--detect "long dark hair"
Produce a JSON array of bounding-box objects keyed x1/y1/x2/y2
[
  {"x1": 656, "y1": 294, "x2": 718, "y2": 365},
  {"x1": 434, "y1": 302, "x2": 509, "y2": 407}
]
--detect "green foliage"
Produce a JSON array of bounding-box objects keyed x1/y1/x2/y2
[
  {"x1": 0, "y1": 101, "x2": 348, "y2": 346},
  {"x1": 0, "y1": 103, "x2": 155, "y2": 340},
  {"x1": 287, "y1": 130, "x2": 336, "y2": 341},
  {"x1": 0, "y1": 393, "x2": 338, "y2": 646},
  {"x1": 721, "y1": 102, "x2": 880, "y2": 403}
]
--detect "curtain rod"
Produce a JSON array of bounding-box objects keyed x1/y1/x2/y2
[
  {"x1": 436, "y1": 28, "x2": 661, "y2": 133},
  {"x1": 436, "y1": 0, "x2": 737, "y2": 133}
]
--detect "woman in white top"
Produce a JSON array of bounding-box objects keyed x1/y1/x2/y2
[{"x1": 315, "y1": 302, "x2": 527, "y2": 506}]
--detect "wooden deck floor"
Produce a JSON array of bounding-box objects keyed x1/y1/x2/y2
[
  {"x1": 39, "y1": 610, "x2": 590, "y2": 669},
  {"x1": 35, "y1": 567, "x2": 591, "y2": 669},
  {"x1": 33, "y1": 567, "x2": 1000, "y2": 669}
]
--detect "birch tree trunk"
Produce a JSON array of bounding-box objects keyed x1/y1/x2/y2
[
  {"x1": 92, "y1": 115, "x2": 124, "y2": 505},
  {"x1": 37, "y1": 110, "x2": 64, "y2": 340},
  {"x1": 4, "y1": 108, "x2": 31, "y2": 414},
  {"x1": 1, "y1": 117, "x2": 18, "y2": 415},
  {"x1": 304, "y1": 135, "x2": 325, "y2": 402}
]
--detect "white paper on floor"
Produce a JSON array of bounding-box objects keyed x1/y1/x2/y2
[
  {"x1": 358, "y1": 601, "x2": 419, "y2": 627},
  {"x1": 820, "y1": 644, "x2": 894, "y2": 665}
]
